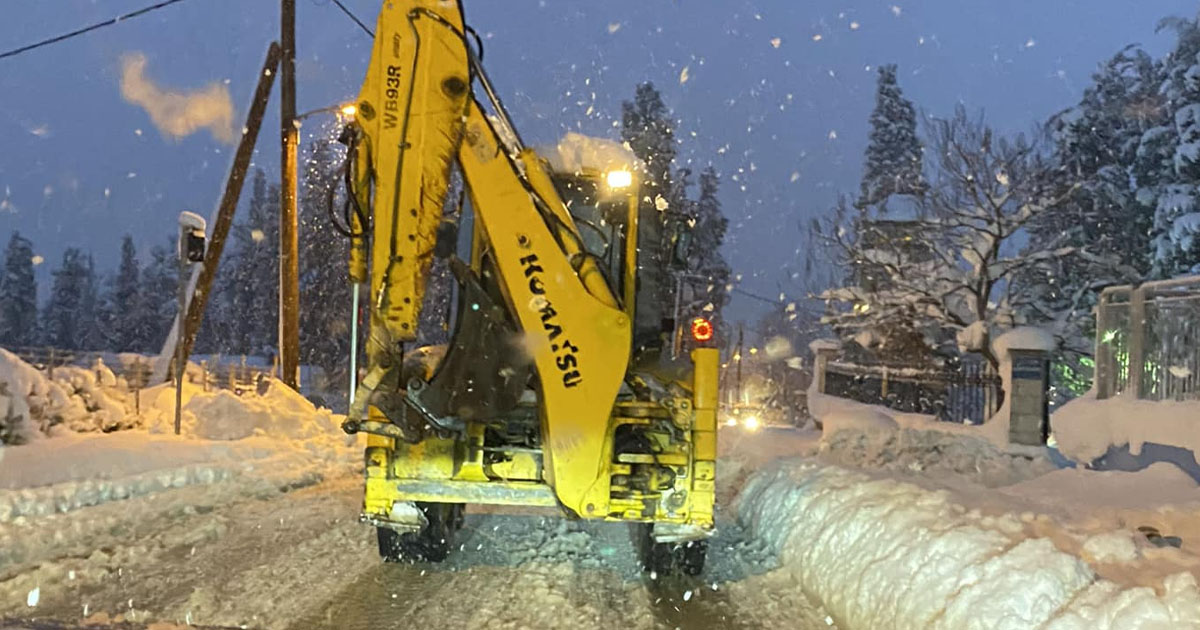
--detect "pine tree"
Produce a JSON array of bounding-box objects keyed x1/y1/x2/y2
[
  {"x1": 686, "y1": 167, "x2": 731, "y2": 319},
  {"x1": 227, "y1": 169, "x2": 280, "y2": 357},
  {"x1": 77, "y1": 253, "x2": 105, "y2": 350},
  {"x1": 0, "y1": 231, "x2": 38, "y2": 347},
  {"x1": 138, "y1": 237, "x2": 180, "y2": 353},
  {"x1": 42, "y1": 248, "x2": 91, "y2": 350},
  {"x1": 105, "y1": 234, "x2": 143, "y2": 351},
  {"x1": 856, "y1": 64, "x2": 926, "y2": 210},
  {"x1": 622, "y1": 82, "x2": 678, "y2": 348},
  {"x1": 1020, "y1": 45, "x2": 1162, "y2": 358},
  {"x1": 829, "y1": 65, "x2": 930, "y2": 361},
  {"x1": 1145, "y1": 16, "x2": 1200, "y2": 277}
]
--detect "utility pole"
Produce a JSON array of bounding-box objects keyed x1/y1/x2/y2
[
  {"x1": 175, "y1": 42, "x2": 282, "y2": 367},
  {"x1": 279, "y1": 0, "x2": 300, "y2": 389}
]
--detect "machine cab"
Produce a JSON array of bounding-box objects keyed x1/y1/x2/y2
[{"x1": 547, "y1": 164, "x2": 640, "y2": 322}]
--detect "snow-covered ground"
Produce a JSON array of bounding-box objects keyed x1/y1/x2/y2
[{"x1": 7, "y1": 339, "x2": 1200, "y2": 629}]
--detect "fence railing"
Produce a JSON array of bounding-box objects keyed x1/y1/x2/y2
[
  {"x1": 1096, "y1": 275, "x2": 1200, "y2": 401},
  {"x1": 822, "y1": 359, "x2": 1002, "y2": 424}
]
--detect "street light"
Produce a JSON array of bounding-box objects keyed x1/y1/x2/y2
[{"x1": 295, "y1": 102, "x2": 357, "y2": 122}]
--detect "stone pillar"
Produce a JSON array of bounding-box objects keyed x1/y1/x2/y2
[
  {"x1": 809, "y1": 339, "x2": 841, "y2": 395},
  {"x1": 993, "y1": 328, "x2": 1053, "y2": 446}
]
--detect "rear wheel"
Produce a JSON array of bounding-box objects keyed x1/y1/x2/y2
[
  {"x1": 637, "y1": 523, "x2": 708, "y2": 577},
  {"x1": 376, "y1": 502, "x2": 465, "y2": 563}
]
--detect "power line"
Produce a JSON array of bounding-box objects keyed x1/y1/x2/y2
[
  {"x1": 0, "y1": 0, "x2": 191, "y2": 61},
  {"x1": 330, "y1": 0, "x2": 373, "y2": 37}
]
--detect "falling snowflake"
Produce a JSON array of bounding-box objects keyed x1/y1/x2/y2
[
  {"x1": 890, "y1": 5, "x2": 902, "y2": 17},
  {"x1": 31, "y1": 255, "x2": 43, "y2": 266},
  {"x1": 679, "y1": 66, "x2": 690, "y2": 84},
  {"x1": 1025, "y1": 38, "x2": 1036, "y2": 48},
  {"x1": 607, "y1": 22, "x2": 621, "y2": 34},
  {"x1": 850, "y1": 21, "x2": 860, "y2": 30},
  {"x1": 251, "y1": 229, "x2": 265, "y2": 242},
  {"x1": 828, "y1": 130, "x2": 838, "y2": 140},
  {"x1": 812, "y1": 33, "x2": 823, "y2": 42},
  {"x1": 770, "y1": 37, "x2": 782, "y2": 48},
  {"x1": 654, "y1": 195, "x2": 670, "y2": 211}
]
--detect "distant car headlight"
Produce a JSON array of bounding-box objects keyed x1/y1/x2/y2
[
  {"x1": 742, "y1": 415, "x2": 760, "y2": 431},
  {"x1": 725, "y1": 417, "x2": 738, "y2": 427}
]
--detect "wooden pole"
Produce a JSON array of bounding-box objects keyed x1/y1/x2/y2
[
  {"x1": 279, "y1": 0, "x2": 301, "y2": 389},
  {"x1": 177, "y1": 42, "x2": 282, "y2": 365}
]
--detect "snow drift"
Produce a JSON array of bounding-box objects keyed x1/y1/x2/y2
[
  {"x1": 1052, "y1": 393, "x2": 1200, "y2": 464},
  {"x1": 738, "y1": 461, "x2": 1200, "y2": 630}
]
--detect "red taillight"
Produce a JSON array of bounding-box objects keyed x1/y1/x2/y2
[{"x1": 691, "y1": 317, "x2": 714, "y2": 342}]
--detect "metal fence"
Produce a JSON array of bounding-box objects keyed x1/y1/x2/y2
[
  {"x1": 824, "y1": 359, "x2": 1002, "y2": 424},
  {"x1": 1096, "y1": 275, "x2": 1200, "y2": 401}
]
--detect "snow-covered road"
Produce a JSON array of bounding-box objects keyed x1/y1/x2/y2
[{"x1": 1, "y1": 469, "x2": 837, "y2": 630}]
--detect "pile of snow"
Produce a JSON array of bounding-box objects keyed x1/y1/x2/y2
[
  {"x1": 0, "y1": 349, "x2": 135, "y2": 444},
  {"x1": 142, "y1": 377, "x2": 343, "y2": 444},
  {"x1": 1052, "y1": 393, "x2": 1200, "y2": 463},
  {"x1": 808, "y1": 389, "x2": 1054, "y2": 486},
  {"x1": 738, "y1": 460, "x2": 1200, "y2": 630}
]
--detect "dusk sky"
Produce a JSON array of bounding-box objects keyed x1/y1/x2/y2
[{"x1": 2, "y1": 0, "x2": 1197, "y2": 327}]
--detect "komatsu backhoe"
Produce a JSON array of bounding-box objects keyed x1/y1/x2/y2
[{"x1": 336, "y1": 0, "x2": 719, "y2": 575}]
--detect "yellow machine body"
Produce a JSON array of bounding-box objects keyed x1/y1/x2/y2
[{"x1": 344, "y1": 0, "x2": 718, "y2": 542}]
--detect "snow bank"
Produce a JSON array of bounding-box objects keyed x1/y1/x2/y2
[
  {"x1": 1053, "y1": 393, "x2": 1200, "y2": 463},
  {"x1": 0, "y1": 375, "x2": 358, "y2": 523},
  {"x1": 808, "y1": 388, "x2": 1053, "y2": 486},
  {"x1": 0, "y1": 349, "x2": 135, "y2": 444},
  {"x1": 738, "y1": 461, "x2": 1200, "y2": 630}
]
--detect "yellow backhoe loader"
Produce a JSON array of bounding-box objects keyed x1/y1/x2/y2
[{"x1": 336, "y1": 0, "x2": 719, "y2": 575}]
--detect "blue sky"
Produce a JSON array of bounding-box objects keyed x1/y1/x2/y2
[{"x1": 1, "y1": 0, "x2": 1196, "y2": 327}]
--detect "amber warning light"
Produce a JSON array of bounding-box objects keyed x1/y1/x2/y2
[{"x1": 691, "y1": 317, "x2": 714, "y2": 342}]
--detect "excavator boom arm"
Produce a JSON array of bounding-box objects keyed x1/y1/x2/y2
[{"x1": 348, "y1": 0, "x2": 631, "y2": 515}]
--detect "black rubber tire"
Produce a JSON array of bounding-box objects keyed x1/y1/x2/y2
[
  {"x1": 376, "y1": 502, "x2": 464, "y2": 563},
  {"x1": 637, "y1": 523, "x2": 708, "y2": 577}
]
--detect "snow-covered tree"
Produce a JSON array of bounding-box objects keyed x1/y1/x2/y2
[
  {"x1": 814, "y1": 66, "x2": 931, "y2": 362},
  {"x1": 1019, "y1": 46, "x2": 1162, "y2": 358},
  {"x1": 42, "y1": 248, "x2": 92, "y2": 350},
  {"x1": 226, "y1": 168, "x2": 280, "y2": 357},
  {"x1": 856, "y1": 64, "x2": 926, "y2": 210},
  {"x1": 1146, "y1": 17, "x2": 1200, "y2": 277},
  {"x1": 622, "y1": 82, "x2": 677, "y2": 348},
  {"x1": 822, "y1": 107, "x2": 1071, "y2": 370},
  {"x1": 683, "y1": 167, "x2": 731, "y2": 319},
  {"x1": 0, "y1": 232, "x2": 38, "y2": 347}
]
